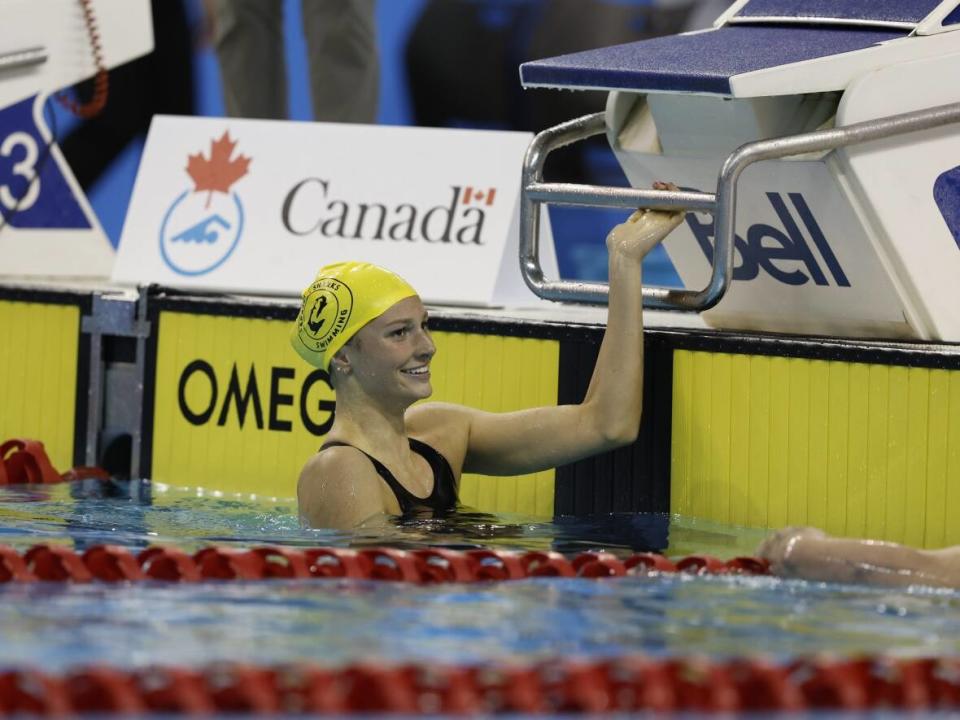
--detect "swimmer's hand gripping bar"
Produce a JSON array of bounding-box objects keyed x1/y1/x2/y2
[{"x1": 520, "y1": 101, "x2": 960, "y2": 311}]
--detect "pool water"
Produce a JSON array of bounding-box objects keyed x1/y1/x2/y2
[
  {"x1": 0, "y1": 479, "x2": 765, "y2": 557},
  {"x1": 1, "y1": 480, "x2": 959, "y2": 675}
]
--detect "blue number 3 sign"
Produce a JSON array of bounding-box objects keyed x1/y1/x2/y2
[{"x1": 0, "y1": 95, "x2": 90, "y2": 229}]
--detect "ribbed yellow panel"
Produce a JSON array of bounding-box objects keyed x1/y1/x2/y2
[
  {"x1": 152, "y1": 313, "x2": 559, "y2": 516},
  {"x1": 152, "y1": 312, "x2": 334, "y2": 499},
  {"x1": 0, "y1": 301, "x2": 78, "y2": 470},
  {"x1": 427, "y1": 332, "x2": 559, "y2": 518},
  {"x1": 671, "y1": 350, "x2": 960, "y2": 548}
]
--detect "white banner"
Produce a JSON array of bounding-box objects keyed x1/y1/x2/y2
[{"x1": 114, "y1": 116, "x2": 558, "y2": 307}]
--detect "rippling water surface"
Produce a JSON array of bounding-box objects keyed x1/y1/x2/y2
[
  {"x1": 1, "y1": 479, "x2": 958, "y2": 674},
  {"x1": 0, "y1": 479, "x2": 763, "y2": 556}
]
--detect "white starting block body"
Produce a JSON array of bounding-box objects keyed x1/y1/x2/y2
[
  {"x1": 520, "y1": 0, "x2": 960, "y2": 341},
  {"x1": 0, "y1": 0, "x2": 152, "y2": 278}
]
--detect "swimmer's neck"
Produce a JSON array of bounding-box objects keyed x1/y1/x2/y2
[{"x1": 327, "y1": 395, "x2": 411, "y2": 456}]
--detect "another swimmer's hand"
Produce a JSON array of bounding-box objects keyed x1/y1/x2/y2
[
  {"x1": 605, "y1": 181, "x2": 686, "y2": 262},
  {"x1": 756, "y1": 526, "x2": 827, "y2": 575}
]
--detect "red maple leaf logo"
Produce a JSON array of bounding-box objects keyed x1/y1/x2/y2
[{"x1": 186, "y1": 131, "x2": 251, "y2": 208}]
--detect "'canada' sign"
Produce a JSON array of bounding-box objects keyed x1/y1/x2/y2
[{"x1": 115, "y1": 116, "x2": 557, "y2": 307}]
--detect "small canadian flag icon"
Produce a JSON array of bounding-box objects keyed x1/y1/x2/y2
[{"x1": 462, "y1": 186, "x2": 497, "y2": 206}]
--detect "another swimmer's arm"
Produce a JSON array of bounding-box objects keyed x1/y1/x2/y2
[
  {"x1": 297, "y1": 449, "x2": 388, "y2": 529},
  {"x1": 758, "y1": 527, "x2": 960, "y2": 589},
  {"x1": 450, "y1": 187, "x2": 684, "y2": 475}
]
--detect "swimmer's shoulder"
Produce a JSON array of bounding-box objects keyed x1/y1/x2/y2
[
  {"x1": 405, "y1": 402, "x2": 473, "y2": 465},
  {"x1": 298, "y1": 445, "x2": 387, "y2": 528},
  {"x1": 405, "y1": 401, "x2": 474, "y2": 430},
  {"x1": 302, "y1": 442, "x2": 363, "y2": 470},
  {"x1": 300, "y1": 444, "x2": 381, "y2": 490}
]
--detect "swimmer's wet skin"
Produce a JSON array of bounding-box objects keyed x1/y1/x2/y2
[
  {"x1": 292, "y1": 185, "x2": 686, "y2": 530},
  {"x1": 758, "y1": 526, "x2": 960, "y2": 589}
]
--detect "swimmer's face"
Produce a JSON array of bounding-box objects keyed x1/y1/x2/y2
[{"x1": 344, "y1": 296, "x2": 435, "y2": 402}]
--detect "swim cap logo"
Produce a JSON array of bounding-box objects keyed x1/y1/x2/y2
[
  {"x1": 159, "y1": 132, "x2": 251, "y2": 276},
  {"x1": 306, "y1": 295, "x2": 330, "y2": 335},
  {"x1": 297, "y1": 278, "x2": 354, "y2": 352}
]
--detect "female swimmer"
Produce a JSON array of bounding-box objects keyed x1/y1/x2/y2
[{"x1": 291, "y1": 183, "x2": 685, "y2": 528}]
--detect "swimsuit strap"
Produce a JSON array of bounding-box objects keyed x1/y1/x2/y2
[
  {"x1": 407, "y1": 438, "x2": 458, "y2": 511},
  {"x1": 319, "y1": 439, "x2": 457, "y2": 515}
]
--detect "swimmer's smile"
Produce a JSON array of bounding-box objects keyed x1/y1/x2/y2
[{"x1": 402, "y1": 365, "x2": 430, "y2": 379}]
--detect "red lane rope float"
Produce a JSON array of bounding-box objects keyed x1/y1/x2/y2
[
  {"x1": 137, "y1": 547, "x2": 202, "y2": 582},
  {"x1": 304, "y1": 548, "x2": 371, "y2": 579},
  {"x1": 626, "y1": 552, "x2": 677, "y2": 573},
  {"x1": 0, "y1": 543, "x2": 770, "y2": 585},
  {"x1": 3, "y1": 657, "x2": 960, "y2": 714},
  {"x1": 0, "y1": 547, "x2": 32, "y2": 583},
  {"x1": 0, "y1": 439, "x2": 109, "y2": 486},
  {"x1": 0, "y1": 440, "x2": 61, "y2": 485},
  {"x1": 23, "y1": 545, "x2": 93, "y2": 583}
]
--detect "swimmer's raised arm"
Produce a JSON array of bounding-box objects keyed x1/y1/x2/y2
[
  {"x1": 757, "y1": 526, "x2": 960, "y2": 589},
  {"x1": 293, "y1": 193, "x2": 683, "y2": 528},
  {"x1": 408, "y1": 183, "x2": 685, "y2": 476}
]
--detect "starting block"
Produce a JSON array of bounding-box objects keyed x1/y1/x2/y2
[{"x1": 519, "y1": 0, "x2": 960, "y2": 341}]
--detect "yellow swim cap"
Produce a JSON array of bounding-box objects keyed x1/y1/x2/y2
[{"x1": 291, "y1": 261, "x2": 418, "y2": 372}]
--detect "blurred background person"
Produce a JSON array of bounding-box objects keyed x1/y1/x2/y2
[
  {"x1": 679, "y1": 0, "x2": 732, "y2": 30},
  {"x1": 204, "y1": 0, "x2": 379, "y2": 122}
]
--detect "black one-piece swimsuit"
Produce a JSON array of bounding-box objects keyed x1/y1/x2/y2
[{"x1": 320, "y1": 438, "x2": 458, "y2": 516}]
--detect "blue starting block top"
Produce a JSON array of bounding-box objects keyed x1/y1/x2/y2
[
  {"x1": 731, "y1": 0, "x2": 942, "y2": 25},
  {"x1": 519, "y1": 26, "x2": 905, "y2": 96}
]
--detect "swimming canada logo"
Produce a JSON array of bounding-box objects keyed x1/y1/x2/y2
[
  {"x1": 159, "y1": 132, "x2": 251, "y2": 275},
  {"x1": 296, "y1": 277, "x2": 354, "y2": 354}
]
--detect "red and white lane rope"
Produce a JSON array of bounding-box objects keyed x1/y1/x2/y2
[
  {"x1": 0, "y1": 439, "x2": 108, "y2": 485},
  {"x1": 2, "y1": 656, "x2": 959, "y2": 714},
  {"x1": 0, "y1": 544, "x2": 770, "y2": 584}
]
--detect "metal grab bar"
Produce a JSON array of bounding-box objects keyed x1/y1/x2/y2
[{"x1": 519, "y1": 100, "x2": 960, "y2": 310}]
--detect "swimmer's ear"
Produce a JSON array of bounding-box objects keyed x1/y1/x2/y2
[
  {"x1": 330, "y1": 349, "x2": 352, "y2": 375},
  {"x1": 330, "y1": 335, "x2": 361, "y2": 380}
]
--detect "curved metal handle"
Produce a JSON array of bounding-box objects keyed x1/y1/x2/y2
[{"x1": 520, "y1": 101, "x2": 960, "y2": 310}]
